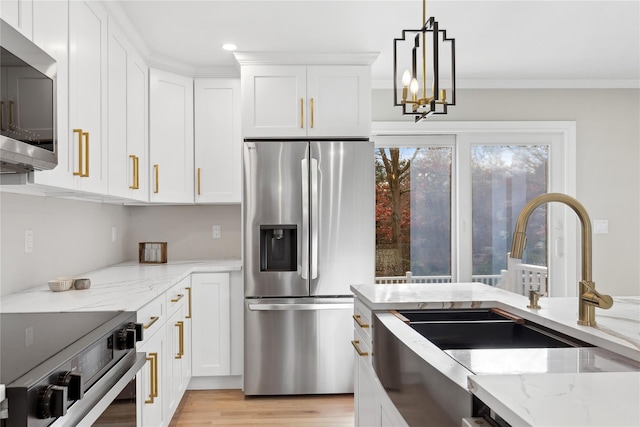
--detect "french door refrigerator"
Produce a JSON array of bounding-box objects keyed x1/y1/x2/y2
[{"x1": 243, "y1": 139, "x2": 374, "y2": 395}]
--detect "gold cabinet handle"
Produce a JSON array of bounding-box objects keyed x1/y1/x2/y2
[
  {"x1": 353, "y1": 314, "x2": 370, "y2": 329},
  {"x1": 145, "y1": 352, "x2": 158, "y2": 403},
  {"x1": 153, "y1": 164, "x2": 159, "y2": 193},
  {"x1": 351, "y1": 340, "x2": 369, "y2": 357},
  {"x1": 171, "y1": 293, "x2": 184, "y2": 303},
  {"x1": 185, "y1": 287, "x2": 192, "y2": 319},
  {"x1": 310, "y1": 98, "x2": 314, "y2": 128},
  {"x1": 129, "y1": 155, "x2": 139, "y2": 189},
  {"x1": 175, "y1": 321, "x2": 184, "y2": 359},
  {"x1": 143, "y1": 316, "x2": 159, "y2": 329},
  {"x1": 135, "y1": 156, "x2": 140, "y2": 189},
  {"x1": 300, "y1": 98, "x2": 304, "y2": 128},
  {"x1": 197, "y1": 167, "x2": 201, "y2": 195},
  {"x1": 82, "y1": 132, "x2": 89, "y2": 177},
  {"x1": 73, "y1": 129, "x2": 83, "y2": 176}
]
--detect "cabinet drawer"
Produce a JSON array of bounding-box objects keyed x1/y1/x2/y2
[
  {"x1": 166, "y1": 277, "x2": 190, "y2": 317},
  {"x1": 352, "y1": 330, "x2": 372, "y2": 365},
  {"x1": 137, "y1": 294, "x2": 165, "y2": 344},
  {"x1": 353, "y1": 298, "x2": 372, "y2": 345}
]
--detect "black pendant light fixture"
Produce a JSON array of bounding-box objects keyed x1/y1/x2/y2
[{"x1": 393, "y1": 0, "x2": 456, "y2": 121}]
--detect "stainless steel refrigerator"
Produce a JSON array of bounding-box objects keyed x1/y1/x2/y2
[{"x1": 243, "y1": 139, "x2": 374, "y2": 395}]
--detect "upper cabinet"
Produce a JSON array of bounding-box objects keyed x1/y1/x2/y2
[
  {"x1": 107, "y1": 17, "x2": 148, "y2": 201},
  {"x1": 194, "y1": 79, "x2": 241, "y2": 204},
  {"x1": 238, "y1": 56, "x2": 374, "y2": 138},
  {"x1": 68, "y1": 0, "x2": 109, "y2": 194},
  {"x1": 149, "y1": 69, "x2": 194, "y2": 204}
]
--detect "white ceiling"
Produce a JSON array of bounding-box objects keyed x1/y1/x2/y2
[{"x1": 114, "y1": 0, "x2": 640, "y2": 88}]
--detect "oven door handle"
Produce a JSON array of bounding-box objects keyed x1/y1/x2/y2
[{"x1": 49, "y1": 352, "x2": 146, "y2": 427}]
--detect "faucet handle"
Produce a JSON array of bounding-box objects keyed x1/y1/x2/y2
[
  {"x1": 580, "y1": 280, "x2": 614, "y2": 309},
  {"x1": 527, "y1": 289, "x2": 541, "y2": 309}
]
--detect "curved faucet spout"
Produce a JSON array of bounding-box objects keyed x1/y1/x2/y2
[{"x1": 509, "y1": 193, "x2": 612, "y2": 326}]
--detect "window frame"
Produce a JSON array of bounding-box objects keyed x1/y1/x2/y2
[{"x1": 372, "y1": 121, "x2": 577, "y2": 297}]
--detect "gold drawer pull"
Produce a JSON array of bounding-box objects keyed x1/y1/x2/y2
[
  {"x1": 171, "y1": 294, "x2": 184, "y2": 303},
  {"x1": 153, "y1": 164, "x2": 159, "y2": 193},
  {"x1": 300, "y1": 98, "x2": 304, "y2": 128},
  {"x1": 197, "y1": 167, "x2": 201, "y2": 195},
  {"x1": 143, "y1": 316, "x2": 159, "y2": 329},
  {"x1": 353, "y1": 314, "x2": 369, "y2": 329},
  {"x1": 351, "y1": 340, "x2": 369, "y2": 357},
  {"x1": 82, "y1": 132, "x2": 89, "y2": 177},
  {"x1": 310, "y1": 97, "x2": 314, "y2": 128}
]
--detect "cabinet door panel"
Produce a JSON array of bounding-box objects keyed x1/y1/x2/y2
[
  {"x1": 194, "y1": 79, "x2": 241, "y2": 203},
  {"x1": 138, "y1": 328, "x2": 165, "y2": 427},
  {"x1": 242, "y1": 66, "x2": 306, "y2": 137},
  {"x1": 149, "y1": 69, "x2": 194, "y2": 203},
  {"x1": 31, "y1": 0, "x2": 72, "y2": 189},
  {"x1": 307, "y1": 66, "x2": 370, "y2": 137},
  {"x1": 68, "y1": 0, "x2": 108, "y2": 194},
  {"x1": 191, "y1": 273, "x2": 231, "y2": 376}
]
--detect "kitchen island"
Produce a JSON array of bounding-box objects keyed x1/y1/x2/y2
[{"x1": 351, "y1": 282, "x2": 640, "y2": 427}]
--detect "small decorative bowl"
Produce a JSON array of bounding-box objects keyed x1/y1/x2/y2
[
  {"x1": 48, "y1": 277, "x2": 74, "y2": 292},
  {"x1": 73, "y1": 278, "x2": 91, "y2": 290}
]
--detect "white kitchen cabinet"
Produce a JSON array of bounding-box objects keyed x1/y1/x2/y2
[
  {"x1": 107, "y1": 17, "x2": 148, "y2": 201},
  {"x1": 30, "y1": 0, "x2": 74, "y2": 190},
  {"x1": 1, "y1": 0, "x2": 33, "y2": 40},
  {"x1": 194, "y1": 79, "x2": 241, "y2": 204},
  {"x1": 66, "y1": 0, "x2": 109, "y2": 194},
  {"x1": 137, "y1": 295, "x2": 167, "y2": 427},
  {"x1": 191, "y1": 272, "x2": 231, "y2": 376},
  {"x1": 241, "y1": 65, "x2": 371, "y2": 138},
  {"x1": 353, "y1": 297, "x2": 408, "y2": 427},
  {"x1": 149, "y1": 69, "x2": 194, "y2": 203},
  {"x1": 164, "y1": 277, "x2": 192, "y2": 422}
]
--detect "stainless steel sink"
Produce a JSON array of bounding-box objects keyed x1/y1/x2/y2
[
  {"x1": 373, "y1": 309, "x2": 640, "y2": 427},
  {"x1": 408, "y1": 319, "x2": 593, "y2": 350}
]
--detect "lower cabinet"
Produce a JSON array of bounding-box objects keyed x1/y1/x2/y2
[
  {"x1": 191, "y1": 272, "x2": 231, "y2": 376},
  {"x1": 137, "y1": 314, "x2": 166, "y2": 427},
  {"x1": 136, "y1": 276, "x2": 192, "y2": 427},
  {"x1": 353, "y1": 298, "x2": 408, "y2": 427}
]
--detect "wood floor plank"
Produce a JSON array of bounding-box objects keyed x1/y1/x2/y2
[{"x1": 169, "y1": 390, "x2": 354, "y2": 426}]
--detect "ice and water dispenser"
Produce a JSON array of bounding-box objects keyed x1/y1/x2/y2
[{"x1": 260, "y1": 225, "x2": 297, "y2": 271}]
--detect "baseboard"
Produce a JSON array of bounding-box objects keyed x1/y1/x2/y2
[{"x1": 187, "y1": 375, "x2": 243, "y2": 390}]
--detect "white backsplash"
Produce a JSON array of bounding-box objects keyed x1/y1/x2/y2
[{"x1": 0, "y1": 192, "x2": 241, "y2": 296}]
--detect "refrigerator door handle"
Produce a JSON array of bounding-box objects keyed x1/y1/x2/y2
[
  {"x1": 248, "y1": 303, "x2": 353, "y2": 311},
  {"x1": 301, "y1": 158, "x2": 310, "y2": 280},
  {"x1": 310, "y1": 157, "x2": 319, "y2": 279}
]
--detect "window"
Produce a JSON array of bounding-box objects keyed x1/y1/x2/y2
[{"x1": 373, "y1": 122, "x2": 576, "y2": 297}]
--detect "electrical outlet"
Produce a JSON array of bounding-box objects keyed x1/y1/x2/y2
[
  {"x1": 112, "y1": 226, "x2": 117, "y2": 242},
  {"x1": 25, "y1": 230, "x2": 33, "y2": 253},
  {"x1": 212, "y1": 225, "x2": 221, "y2": 239}
]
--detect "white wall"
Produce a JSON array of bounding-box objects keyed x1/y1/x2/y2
[{"x1": 374, "y1": 88, "x2": 640, "y2": 296}]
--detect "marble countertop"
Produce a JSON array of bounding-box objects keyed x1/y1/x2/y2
[
  {"x1": 352, "y1": 282, "x2": 640, "y2": 427},
  {"x1": 0, "y1": 259, "x2": 242, "y2": 313}
]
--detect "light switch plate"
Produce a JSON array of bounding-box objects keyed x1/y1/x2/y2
[
  {"x1": 25, "y1": 230, "x2": 33, "y2": 253},
  {"x1": 212, "y1": 225, "x2": 221, "y2": 239}
]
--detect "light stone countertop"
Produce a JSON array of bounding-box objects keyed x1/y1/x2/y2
[
  {"x1": 0, "y1": 259, "x2": 242, "y2": 313},
  {"x1": 351, "y1": 282, "x2": 640, "y2": 427}
]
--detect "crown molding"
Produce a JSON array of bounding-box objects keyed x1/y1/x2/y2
[{"x1": 233, "y1": 52, "x2": 380, "y2": 67}]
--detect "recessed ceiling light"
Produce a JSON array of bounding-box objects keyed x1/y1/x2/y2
[{"x1": 222, "y1": 43, "x2": 237, "y2": 51}]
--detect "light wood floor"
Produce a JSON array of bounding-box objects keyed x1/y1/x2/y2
[{"x1": 168, "y1": 389, "x2": 354, "y2": 426}]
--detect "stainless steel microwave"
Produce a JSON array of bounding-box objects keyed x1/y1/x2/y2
[{"x1": 0, "y1": 19, "x2": 57, "y2": 173}]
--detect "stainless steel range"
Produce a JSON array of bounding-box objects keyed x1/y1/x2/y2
[{"x1": 0, "y1": 311, "x2": 145, "y2": 427}]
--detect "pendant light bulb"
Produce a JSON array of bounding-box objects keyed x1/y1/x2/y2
[
  {"x1": 410, "y1": 78, "x2": 419, "y2": 95},
  {"x1": 402, "y1": 70, "x2": 412, "y2": 87}
]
